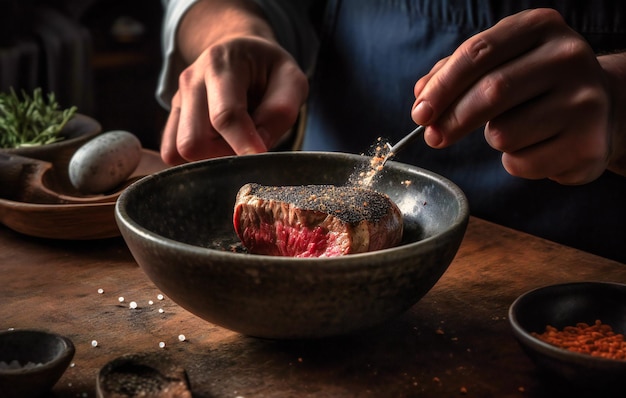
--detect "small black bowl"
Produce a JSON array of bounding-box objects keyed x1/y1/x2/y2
[
  {"x1": 509, "y1": 281, "x2": 626, "y2": 396},
  {"x1": 0, "y1": 329, "x2": 75, "y2": 398}
]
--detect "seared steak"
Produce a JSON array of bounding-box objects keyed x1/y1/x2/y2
[{"x1": 233, "y1": 183, "x2": 403, "y2": 257}]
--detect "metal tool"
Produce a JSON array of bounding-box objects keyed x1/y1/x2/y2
[{"x1": 381, "y1": 125, "x2": 425, "y2": 166}]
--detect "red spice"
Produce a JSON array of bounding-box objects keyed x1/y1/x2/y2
[{"x1": 531, "y1": 320, "x2": 626, "y2": 360}]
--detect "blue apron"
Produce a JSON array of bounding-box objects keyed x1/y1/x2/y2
[{"x1": 302, "y1": 0, "x2": 626, "y2": 262}]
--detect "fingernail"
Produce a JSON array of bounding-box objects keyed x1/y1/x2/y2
[
  {"x1": 412, "y1": 101, "x2": 434, "y2": 125},
  {"x1": 424, "y1": 128, "x2": 443, "y2": 147}
]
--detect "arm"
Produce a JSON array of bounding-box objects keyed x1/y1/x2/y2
[
  {"x1": 411, "y1": 8, "x2": 626, "y2": 184},
  {"x1": 157, "y1": 0, "x2": 311, "y2": 165},
  {"x1": 175, "y1": 0, "x2": 274, "y2": 62}
]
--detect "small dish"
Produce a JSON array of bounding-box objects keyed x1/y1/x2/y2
[
  {"x1": 0, "y1": 149, "x2": 168, "y2": 239},
  {"x1": 0, "y1": 113, "x2": 101, "y2": 193},
  {"x1": 509, "y1": 281, "x2": 626, "y2": 396},
  {"x1": 0, "y1": 329, "x2": 75, "y2": 398}
]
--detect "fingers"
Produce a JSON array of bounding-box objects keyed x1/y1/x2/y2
[
  {"x1": 412, "y1": 9, "x2": 569, "y2": 146},
  {"x1": 160, "y1": 37, "x2": 307, "y2": 165},
  {"x1": 412, "y1": 10, "x2": 553, "y2": 118},
  {"x1": 161, "y1": 92, "x2": 192, "y2": 165},
  {"x1": 411, "y1": 8, "x2": 612, "y2": 183},
  {"x1": 501, "y1": 129, "x2": 609, "y2": 185},
  {"x1": 205, "y1": 47, "x2": 268, "y2": 155},
  {"x1": 251, "y1": 61, "x2": 309, "y2": 148},
  {"x1": 486, "y1": 85, "x2": 610, "y2": 184}
]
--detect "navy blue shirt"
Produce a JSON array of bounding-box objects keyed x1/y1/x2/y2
[{"x1": 270, "y1": 0, "x2": 626, "y2": 262}]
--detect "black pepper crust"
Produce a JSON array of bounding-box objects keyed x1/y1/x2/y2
[{"x1": 244, "y1": 183, "x2": 394, "y2": 224}]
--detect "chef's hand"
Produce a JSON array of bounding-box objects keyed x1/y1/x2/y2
[
  {"x1": 411, "y1": 8, "x2": 618, "y2": 185},
  {"x1": 162, "y1": 36, "x2": 308, "y2": 165}
]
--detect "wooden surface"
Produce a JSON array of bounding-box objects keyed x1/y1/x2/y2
[{"x1": 1, "y1": 217, "x2": 625, "y2": 398}]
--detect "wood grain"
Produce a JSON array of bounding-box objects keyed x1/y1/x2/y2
[{"x1": 0, "y1": 217, "x2": 624, "y2": 398}]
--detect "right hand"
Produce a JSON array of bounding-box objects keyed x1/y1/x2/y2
[
  {"x1": 161, "y1": 36, "x2": 309, "y2": 165},
  {"x1": 411, "y1": 9, "x2": 613, "y2": 185}
]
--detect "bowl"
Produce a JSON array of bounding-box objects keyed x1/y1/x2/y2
[
  {"x1": 509, "y1": 281, "x2": 626, "y2": 396},
  {"x1": 0, "y1": 113, "x2": 101, "y2": 158},
  {"x1": 96, "y1": 352, "x2": 191, "y2": 398},
  {"x1": 0, "y1": 329, "x2": 75, "y2": 398},
  {"x1": 0, "y1": 150, "x2": 168, "y2": 240},
  {"x1": 0, "y1": 113, "x2": 101, "y2": 193},
  {"x1": 115, "y1": 151, "x2": 469, "y2": 339}
]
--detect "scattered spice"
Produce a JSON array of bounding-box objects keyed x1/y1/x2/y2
[
  {"x1": 349, "y1": 136, "x2": 393, "y2": 187},
  {"x1": 531, "y1": 320, "x2": 626, "y2": 360}
]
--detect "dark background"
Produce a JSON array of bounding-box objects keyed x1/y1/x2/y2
[{"x1": 0, "y1": 0, "x2": 168, "y2": 150}]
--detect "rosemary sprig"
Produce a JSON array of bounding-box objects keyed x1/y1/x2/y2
[{"x1": 0, "y1": 88, "x2": 77, "y2": 149}]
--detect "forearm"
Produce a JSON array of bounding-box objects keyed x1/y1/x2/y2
[
  {"x1": 176, "y1": 0, "x2": 276, "y2": 64},
  {"x1": 599, "y1": 52, "x2": 626, "y2": 176}
]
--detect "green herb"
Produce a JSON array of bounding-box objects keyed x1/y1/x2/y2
[{"x1": 0, "y1": 88, "x2": 77, "y2": 149}]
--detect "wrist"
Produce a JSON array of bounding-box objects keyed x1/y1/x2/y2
[{"x1": 178, "y1": 0, "x2": 276, "y2": 63}]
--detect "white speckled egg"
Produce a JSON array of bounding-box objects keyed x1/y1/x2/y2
[{"x1": 69, "y1": 130, "x2": 142, "y2": 194}]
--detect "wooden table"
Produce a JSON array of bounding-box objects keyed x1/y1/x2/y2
[{"x1": 1, "y1": 217, "x2": 624, "y2": 398}]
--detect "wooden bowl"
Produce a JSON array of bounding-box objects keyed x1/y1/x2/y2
[{"x1": 0, "y1": 150, "x2": 167, "y2": 240}]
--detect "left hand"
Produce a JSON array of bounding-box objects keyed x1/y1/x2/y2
[{"x1": 411, "y1": 8, "x2": 612, "y2": 185}]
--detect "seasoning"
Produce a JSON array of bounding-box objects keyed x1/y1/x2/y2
[
  {"x1": 532, "y1": 320, "x2": 626, "y2": 360},
  {"x1": 348, "y1": 136, "x2": 392, "y2": 187}
]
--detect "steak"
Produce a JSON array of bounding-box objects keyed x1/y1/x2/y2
[{"x1": 233, "y1": 183, "x2": 403, "y2": 257}]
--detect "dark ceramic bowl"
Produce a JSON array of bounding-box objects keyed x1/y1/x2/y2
[
  {"x1": 509, "y1": 282, "x2": 626, "y2": 396},
  {"x1": 0, "y1": 329, "x2": 75, "y2": 398},
  {"x1": 116, "y1": 151, "x2": 469, "y2": 339}
]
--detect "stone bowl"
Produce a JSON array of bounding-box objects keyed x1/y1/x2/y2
[
  {"x1": 509, "y1": 281, "x2": 626, "y2": 396},
  {"x1": 115, "y1": 151, "x2": 469, "y2": 339},
  {"x1": 0, "y1": 329, "x2": 75, "y2": 398}
]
